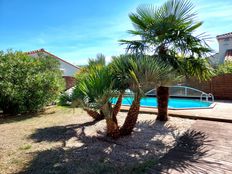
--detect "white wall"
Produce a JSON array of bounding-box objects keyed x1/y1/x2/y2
[
  {"x1": 29, "y1": 52, "x2": 79, "y2": 77},
  {"x1": 59, "y1": 60, "x2": 79, "y2": 76}
]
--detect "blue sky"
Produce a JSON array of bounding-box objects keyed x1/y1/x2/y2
[{"x1": 1, "y1": 0, "x2": 232, "y2": 65}]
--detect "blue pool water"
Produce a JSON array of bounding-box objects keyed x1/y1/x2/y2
[{"x1": 111, "y1": 97, "x2": 212, "y2": 109}]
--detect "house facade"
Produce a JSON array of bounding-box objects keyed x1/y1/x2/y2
[
  {"x1": 27, "y1": 49, "x2": 80, "y2": 89},
  {"x1": 210, "y1": 32, "x2": 232, "y2": 65}
]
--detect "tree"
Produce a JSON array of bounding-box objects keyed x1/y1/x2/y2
[
  {"x1": 72, "y1": 65, "x2": 120, "y2": 138},
  {"x1": 111, "y1": 55, "x2": 177, "y2": 135},
  {"x1": 88, "y1": 53, "x2": 106, "y2": 67},
  {"x1": 0, "y1": 50, "x2": 64, "y2": 115},
  {"x1": 120, "y1": 0, "x2": 213, "y2": 121},
  {"x1": 73, "y1": 54, "x2": 108, "y2": 121},
  {"x1": 73, "y1": 54, "x2": 175, "y2": 138},
  {"x1": 215, "y1": 61, "x2": 232, "y2": 75}
]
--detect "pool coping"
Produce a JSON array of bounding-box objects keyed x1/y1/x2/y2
[{"x1": 119, "y1": 103, "x2": 232, "y2": 123}]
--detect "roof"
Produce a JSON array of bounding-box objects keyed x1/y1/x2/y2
[
  {"x1": 225, "y1": 49, "x2": 232, "y2": 61},
  {"x1": 26, "y1": 49, "x2": 80, "y2": 69},
  {"x1": 216, "y1": 32, "x2": 232, "y2": 40}
]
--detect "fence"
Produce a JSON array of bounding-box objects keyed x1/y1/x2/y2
[{"x1": 185, "y1": 73, "x2": 232, "y2": 100}]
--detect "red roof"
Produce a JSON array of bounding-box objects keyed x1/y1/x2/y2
[
  {"x1": 216, "y1": 32, "x2": 232, "y2": 40},
  {"x1": 26, "y1": 48, "x2": 80, "y2": 69},
  {"x1": 225, "y1": 49, "x2": 232, "y2": 61}
]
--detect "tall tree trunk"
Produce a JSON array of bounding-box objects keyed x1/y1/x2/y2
[
  {"x1": 102, "y1": 102, "x2": 120, "y2": 139},
  {"x1": 84, "y1": 109, "x2": 104, "y2": 121},
  {"x1": 120, "y1": 95, "x2": 140, "y2": 136},
  {"x1": 112, "y1": 91, "x2": 124, "y2": 124},
  {"x1": 156, "y1": 86, "x2": 169, "y2": 121}
]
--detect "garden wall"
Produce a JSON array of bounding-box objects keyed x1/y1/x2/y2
[
  {"x1": 185, "y1": 73, "x2": 232, "y2": 100},
  {"x1": 63, "y1": 76, "x2": 76, "y2": 90}
]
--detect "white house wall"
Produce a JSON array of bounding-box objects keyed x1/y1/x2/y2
[
  {"x1": 29, "y1": 52, "x2": 79, "y2": 77},
  {"x1": 59, "y1": 59, "x2": 78, "y2": 76}
]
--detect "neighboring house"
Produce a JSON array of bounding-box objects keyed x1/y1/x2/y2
[
  {"x1": 210, "y1": 32, "x2": 232, "y2": 65},
  {"x1": 27, "y1": 48, "x2": 80, "y2": 89}
]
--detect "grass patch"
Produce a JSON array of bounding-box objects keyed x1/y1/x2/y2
[
  {"x1": 11, "y1": 158, "x2": 24, "y2": 165},
  {"x1": 19, "y1": 144, "x2": 32, "y2": 151}
]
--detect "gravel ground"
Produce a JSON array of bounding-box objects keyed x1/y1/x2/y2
[{"x1": 0, "y1": 107, "x2": 195, "y2": 174}]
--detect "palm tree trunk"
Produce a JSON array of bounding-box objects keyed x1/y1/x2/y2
[
  {"x1": 112, "y1": 92, "x2": 124, "y2": 124},
  {"x1": 156, "y1": 86, "x2": 169, "y2": 121},
  {"x1": 102, "y1": 102, "x2": 120, "y2": 139},
  {"x1": 120, "y1": 95, "x2": 140, "y2": 136},
  {"x1": 84, "y1": 109, "x2": 104, "y2": 121},
  {"x1": 106, "y1": 118, "x2": 120, "y2": 138},
  {"x1": 99, "y1": 110, "x2": 104, "y2": 119}
]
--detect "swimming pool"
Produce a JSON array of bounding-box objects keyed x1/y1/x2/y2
[{"x1": 111, "y1": 97, "x2": 214, "y2": 109}]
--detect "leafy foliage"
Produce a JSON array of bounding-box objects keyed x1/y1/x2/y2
[
  {"x1": 72, "y1": 65, "x2": 117, "y2": 112},
  {"x1": 215, "y1": 61, "x2": 232, "y2": 75},
  {"x1": 0, "y1": 50, "x2": 64, "y2": 115},
  {"x1": 74, "y1": 54, "x2": 180, "y2": 111},
  {"x1": 75, "y1": 53, "x2": 106, "y2": 85},
  {"x1": 110, "y1": 54, "x2": 181, "y2": 93},
  {"x1": 88, "y1": 53, "x2": 106, "y2": 67},
  {"x1": 58, "y1": 93, "x2": 72, "y2": 106},
  {"x1": 119, "y1": 0, "x2": 214, "y2": 121},
  {"x1": 119, "y1": 0, "x2": 213, "y2": 82}
]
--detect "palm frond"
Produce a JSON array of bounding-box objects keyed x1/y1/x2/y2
[{"x1": 72, "y1": 65, "x2": 118, "y2": 110}]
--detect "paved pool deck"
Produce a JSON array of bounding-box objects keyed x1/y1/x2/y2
[
  {"x1": 150, "y1": 120, "x2": 232, "y2": 173},
  {"x1": 120, "y1": 100, "x2": 232, "y2": 123}
]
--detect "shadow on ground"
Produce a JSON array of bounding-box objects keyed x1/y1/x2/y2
[
  {"x1": 18, "y1": 120, "x2": 217, "y2": 174},
  {"x1": 0, "y1": 107, "x2": 56, "y2": 124},
  {"x1": 148, "y1": 130, "x2": 217, "y2": 173},
  {"x1": 29, "y1": 120, "x2": 99, "y2": 147}
]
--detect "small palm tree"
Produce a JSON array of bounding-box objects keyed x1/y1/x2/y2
[
  {"x1": 120, "y1": 0, "x2": 214, "y2": 121},
  {"x1": 73, "y1": 65, "x2": 121, "y2": 138},
  {"x1": 111, "y1": 55, "x2": 177, "y2": 135},
  {"x1": 73, "y1": 54, "x2": 175, "y2": 137},
  {"x1": 88, "y1": 53, "x2": 106, "y2": 67},
  {"x1": 73, "y1": 54, "x2": 108, "y2": 121}
]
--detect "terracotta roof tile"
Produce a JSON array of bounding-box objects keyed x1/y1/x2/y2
[
  {"x1": 217, "y1": 32, "x2": 232, "y2": 40},
  {"x1": 26, "y1": 49, "x2": 80, "y2": 69},
  {"x1": 225, "y1": 49, "x2": 232, "y2": 61}
]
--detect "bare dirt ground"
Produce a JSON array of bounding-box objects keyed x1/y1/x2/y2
[{"x1": 0, "y1": 106, "x2": 195, "y2": 174}]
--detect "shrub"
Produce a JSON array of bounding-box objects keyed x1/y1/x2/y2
[
  {"x1": 58, "y1": 93, "x2": 72, "y2": 106},
  {"x1": 215, "y1": 61, "x2": 232, "y2": 75},
  {"x1": 0, "y1": 50, "x2": 65, "y2": 115}
]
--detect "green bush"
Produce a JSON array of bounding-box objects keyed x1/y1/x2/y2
[
  {"x1": 0, "y1": 50, "x2": 65, "y2": 115},
  {"x1": 215, "y1": 61, "x2": 232, "y2": 75},
  {"x1": 58, "y1": 93, "x2": 72, "y2": 106}
]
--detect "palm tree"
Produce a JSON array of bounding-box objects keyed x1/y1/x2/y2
[
  {"x1": 111, "y1": 55, "x2": 176, "y2": 135},
  {"x1": 109, "y1": 55, "x2": 132, "y2": 123},
  {"x1": 88, "y1": 53, "x2": 106, "y2": 67},
  {"x1": 74, "y1": 54, "x2": 110, "y2": 121},
  {"x1": 73, "y1": 54, "x2": 174, "y2": 137},
  {"x1": 73, "y1": 58, "x2": 105, "y2": 120},
  {"x1": 72, "y1": 65, "x2": 121, "y2": 138},
  {"x1": 120, "y1": 0, "x2": 214, "y2": 121}
]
